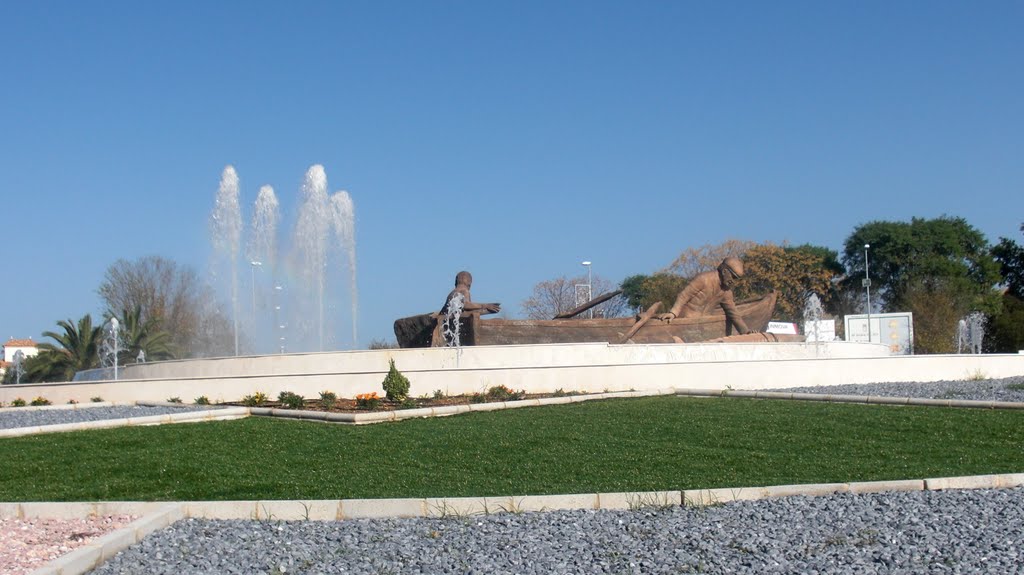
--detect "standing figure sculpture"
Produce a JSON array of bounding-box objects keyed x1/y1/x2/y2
[
  {"x1": 657, "y1": 257, "x2": 755, "y2": 335},
  {"x1": 439, "y1": 271, "x2": 501, "y2": 346}
]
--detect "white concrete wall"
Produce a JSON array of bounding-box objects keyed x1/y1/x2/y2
[{"x1": 2, "y1": 342, "x2": 1022, "y2": 406}]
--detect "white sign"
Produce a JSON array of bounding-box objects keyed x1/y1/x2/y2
[
  {"x1": 844, "y1": 312, "x2": 914, "y2": 355},
  {"x1": 767, "y1": 322, "x2": 798, "y2": 335}
]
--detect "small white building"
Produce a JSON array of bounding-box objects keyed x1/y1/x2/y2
[{"x1": 1, "y1": 338, "x2": 40, "y2": 379}]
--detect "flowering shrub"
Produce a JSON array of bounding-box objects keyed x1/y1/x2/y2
[
  {"x1": 485, "y1": 385, "x2": 525, "y2": 402},
  {"x1": 11, "y1": 398, "x2": 26, "y2": 407},
  {"x1": 356, "y1": 392, "x2": 381, "y2": 410},
  {"x1": 30, "y1": 396, "x2": 52, "y2": 406}
]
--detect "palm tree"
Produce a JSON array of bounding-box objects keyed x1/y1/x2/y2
[
  {"x1": 116, "y1": 305, "x2": 176, "y2": 363},
  {"x1": 31, "y1": 315, "x2": 103, "y2": 382}
]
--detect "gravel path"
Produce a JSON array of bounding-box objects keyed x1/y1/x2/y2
[
  {"x1": 90, "y1": 488, "x2": 1024, "y2": 574},
  {"x1": 0, "y1": 405, "x2": 224, "y2": 431},
  {"x1": 769, "y1": 375, "x2": 1024, "y2": 403}
]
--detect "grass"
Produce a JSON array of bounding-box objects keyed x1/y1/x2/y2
[{"x1": 1, "y1": 396, "x2": 1023, "y2": 501}]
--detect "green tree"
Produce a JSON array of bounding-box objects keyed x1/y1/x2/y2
[
  {"x1": 620, "y1": 273, "x2": 689, "y2": 313},
  {"x1": 992, "y1": 223, "x2": 1024, "y2": 299},
  {"x1": 988, "y1": 223, "x2": 1024, "y2": 352},
  {"x1": 114, "y1": 305, "x2": 176, "y2": 363},
  {"x1": 28, "y1": 315, "x2": 103, "y2": 382},
  {"x1": 842, "y1": 217, "x2": 1000, "y2": 313},
  {"x1": 841, "y1": 216, "x2": 1001, "y2": 353}
]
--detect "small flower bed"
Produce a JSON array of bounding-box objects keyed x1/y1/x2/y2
[{"x1": 355, "y1": 392, "x2": 381, "y2": 410}]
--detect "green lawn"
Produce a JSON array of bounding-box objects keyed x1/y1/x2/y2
[{"x1": 2, "y1": 396, "x2": 1023, "y2": 501}]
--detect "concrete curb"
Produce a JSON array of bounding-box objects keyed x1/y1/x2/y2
[
  {"x1": 676, "y1": 388, "x2": 1024, "y2": 410},
  {"x1": 0, "y1": 407, "x2": 249, "y2": 439},
  {"x1": 9, "y1": 472, "x2": 1024, "y2": 575}
]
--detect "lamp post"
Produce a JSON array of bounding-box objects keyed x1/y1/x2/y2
[
  {"x1": 250, "y1": 261, "x2": 263, "y2": 315},
  {"x1": 863, "y1": 244, "x2": 872, "y2": 343},
  {"x1": 581, "y1": 260, "x2": 593, "y2": 318}
]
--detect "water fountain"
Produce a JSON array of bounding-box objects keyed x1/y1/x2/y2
[
  {"x1": 210, "y1": 167, "x2": 242, "y2": 356},
  {"x1": 209, "y1": 165, "x2": 358, "y2": 354},
  {"x1": 99, "y1": 317, "x2": 127, "y2": 380},
  {"x1": 957, "y1": 311, "x2": 986, "y2": 354},
  {"x1": 11, "y1": 350, "x2": 25, "y2": 385},
  {"x1": 442, "y1": 293, "x2": 465, "y2": 347},
  {"x1": 802, "y1": 293, "x2": 826, "y2": 356}
]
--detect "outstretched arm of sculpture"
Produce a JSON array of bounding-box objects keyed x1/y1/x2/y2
[
  {"x1": 464, "y1": 301, "x2": 501, "y2": 314},
  {"x1": 657, "y1": 282, "x2": 700, "y2": 321},
  {"x1": 720, "y1": 292, "x2": 754, "y2": 334}
]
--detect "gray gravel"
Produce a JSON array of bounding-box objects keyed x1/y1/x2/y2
[
  {"x1": 0, "y1": 405, "x2": 223, "y2": 430},
  {"x1": 85, "y1": 377, "x2": 1024, "y2": 574},
  {"x1": 770, "y1": 375, "x2": 1024, "y2": 403},
  {"x1": 91, "y1": 488, "x2": 1024, "y2": 574}
]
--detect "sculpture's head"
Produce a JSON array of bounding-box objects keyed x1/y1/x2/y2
[
  {"x1": 718, "y1": 257, "x2": 744, "y2": 290},
  {"x1": 455, "y1": 271, "x2": 473, "y2": 287}
]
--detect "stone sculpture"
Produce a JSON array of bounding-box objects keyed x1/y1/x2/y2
[{"x1": 656, "y1": 257, "x2": 755, "y2": 335}]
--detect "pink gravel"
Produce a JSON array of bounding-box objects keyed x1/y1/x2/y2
[{"x1": 0, "y1": 515, "x2": 137, "y2": 575}]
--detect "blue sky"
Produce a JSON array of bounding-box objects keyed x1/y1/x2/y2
[{"x1": 1, "y1": 1, "x2": 1021, "y2": 350}]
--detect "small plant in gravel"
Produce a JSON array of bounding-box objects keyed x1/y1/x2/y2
[
  {"x1": 966, "y1": 369, "x2": 988, "y2": 381},
  {"x1": 398, "y1": 397, "x2": 418, "y2": 410},
  {"x1": 194, "y1": 396, "x2": 211, "y2": 405},
  {"x1": 1007, "y1": 383, "x2": 1024, "y2": 392},
  {"x1": 67, "y1": 399, "x2": 79, "y2": 405},
  {"x1": 485, "y1": 385, "x2": 525, "y2": 402},
  {"x1": 11, "y1": 398, "x2": 26, "y2": 407},
  {"x1": 30, "y1": 397, "x2": 51, "y2": 406},
  {"x1": 167, "y1": 397, "x2": 183, "y2": 404},
  {"x1": 319, "y1": 391, "x2": 337, "y2": 410},
  {"x1": 355, "y1": 392, "x2": 381, "y2": 410},
  {"x1": 382, "y1": 359, "x2": 410, "y2": 402},
  {"x1": 90, "y1": 396, "x2": 104, "y2": 403},
  {"x1": 278, "y1": 391, "x2": 305, "y2": 409},
  {"x1": 469, "y1": 392, "x2": 486, "y2": 403},
  {"x1": 433, "y1": 389, "x2": 446, "y2": 400},
  {"x1": 241, "y1": 392, "x2": 269, "y2": 407}
]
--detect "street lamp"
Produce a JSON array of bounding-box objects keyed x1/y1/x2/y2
[
  {"x1": 863, "y1": 244, "x2": 872, "y2": 343},
  {"x1": 250, "y1": 261, "x2": 263, "y2": 315},
  {"x1": 581, "y1": 260, "x2": 593, "y2": 318}
]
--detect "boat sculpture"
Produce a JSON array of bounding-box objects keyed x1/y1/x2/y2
[{"x1": 394, "y1": 291, "x2": 781, "y2": 348}]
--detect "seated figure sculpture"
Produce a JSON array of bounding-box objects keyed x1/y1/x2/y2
[
  {"x1": 440, "y1": 271, "x2": 500, "y2": 316},
  {"x1": 657, "y1": 257, "x2": 755, "y2": 335}
]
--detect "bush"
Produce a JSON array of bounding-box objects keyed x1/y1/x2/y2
[
  {"x1": 368, "y1": 338, "x2": 399, "y2": 349},
  {"x1": 11, "y1": 398, "x2": 26, "y2": 407},
  {"x1": 241, "y1": 392, "x2": 268, "y2": 407},
  {"x1": 319, "y1": 391, "x2": 337, "y2": 410},
  {"x1": 433, "y1": 389, "x2": 446, "y2": 400},
  {"x1": 356, "y1": 392, "x2": 381, "y2": 410},
  {"x1": 382, "y1": 359, "x2": 410, "y2": 402},
  {"x1": 278, "y1": 391, "x2": 305, "y2": 410},
  {"x1": 90, "y1": 396, "x2": 104, "y2": 403},
  {"x1": 485, "y1": 385, "x2": 525, "y2": 402},
  {"x1": 30, "y1": 397, "x2": 51, "y2": 406},
  {"x1": 194, "y1": 396, "x2": 211, "y2": 405},
  {"x1": 167, "y1": 397, "x2": 183, "y2": 404}
]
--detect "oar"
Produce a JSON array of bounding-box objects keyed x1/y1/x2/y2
[
  {"x1": 620, "y1": 302, "x2": 662, "y2": 343},
  {"x1": 553, "y1": 290, "x2": 624, "y2": 319}
]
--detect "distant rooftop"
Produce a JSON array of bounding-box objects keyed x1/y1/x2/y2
[{"x1": 4, "y1": 338, "x2": 37, "y2": 347}]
